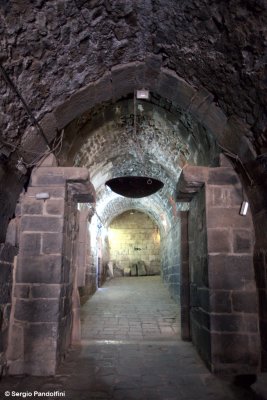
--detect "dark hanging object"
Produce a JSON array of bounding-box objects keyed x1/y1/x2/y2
[{"x1": 105, "y1": 176, "x2": 164, "y2": 198}]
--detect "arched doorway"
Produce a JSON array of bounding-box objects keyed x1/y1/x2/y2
[{"x1": 2, "y1": 65, "x2": 263, "y2": 378}]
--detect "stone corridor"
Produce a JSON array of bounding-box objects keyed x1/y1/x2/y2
[
  {"x1": 81, "y1": 276, "x2": 180, "y2": 341},
  {"x1": 1, "y1": 277, "x2": 267, "y2": 400}
]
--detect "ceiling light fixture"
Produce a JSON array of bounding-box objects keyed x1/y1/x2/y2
[
  {"x1": 136, "y1": 89, "x2": 150, "y2": 100},
  {"x1": 105, "y1": 89, "x2": 164, "y2": 198},
  {"x1": 106, "y1": 176, "x2": 164, "y2": 198},
  {"x1": 240, "y1": 201, "x2": 249, "y2": 216}
]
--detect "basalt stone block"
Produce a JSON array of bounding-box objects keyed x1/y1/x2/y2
[
  {"x1": 22, "y1": 200, "x2": 43, "y2": 215},
  {"x1": 27, "y1": 186, "x2": 66, "y2": 199},
  {"x1": 191, "y1": 319, "x2": 211, "y2": 367},
  {"x1": 14, "y1": 285, "x2": 30, "y2": 299},
  {"x1": 42, "y1": 233, "x2": 63, "y2": 255},
  {"x1": 208, "y1": 168, "x2": 239, "y2": 185},
  {"x1": 190, "y1": 283, "x2": 199, "y2": 307},
  {"x1": 94, "y1": 72, "x2": 113, "y2": 104},
  {"x1": 210, "y1": 291, "x2": 232, "y2": 313},
  {"x1": 212, "y1": 333, "x2": 260, "y2": 366},
  {"x1": 54, "y1": 83, "x2": 96, "y2": 130},
  {"x1": 208, "y1": 254, "x2": 254, "y2": 290},
  {"x1": 68, "y1": 181, "x2": 96, "y2": 203},
  {"x1": 14, "y1": 299, "x2": 59, "y2": 323},
  {"x1": 198, "y1": 288, "x2": 210, "y2": 312},
  {"x1": 20, "y1": 233, "x2": 41, "y2": 256},
  {"x1": 111, "y1": 63, "x2": 137, "y2": 100},
  {"x1": 191, "y1": 308, "x2": 210, "y2": 330},
  {"x1": 45, "y1": 199, "x2": 65, "y2": 215},
  {"x1": 31, "y1": 284, "x2": 61, "y2": 299},
  {"x1": 16, "y1": 255, "x2": 62, "y2": 284},
  {"x1": 211, "y1": 314, "x2": 258, "y2": 333},
  {"x1": 30, "y1": 167, "x2": 89, "y2": 187},
  {"x1": 201, "y1": 102, "x2": 227, "y2": 140},
  {"x1": 24, "y1": 323, "x2": 57, "y2": 376},
  {"x1": 157, "y1": 69, "x2": 195, "y2": 110},
  {"x1": 207, "y1": 228, "x2": 231, "y2": 253},
  {"x1": 232, "y1": 291, "x2": 258, "y2": 313},
  {"x1": 21, "y1": 216, "x2": 63, "y2": 233},
  {"x1": 7, "y1": 323, "x2": 24, "y2": 361},
  {"x1": 25, "y1": 323, "x2": 58, "y2": 342},
  {"x1": 233, "y1": 229, "x2": 253, "y2": 253},
  {"x1": 31, "y1": 173, "x2": 66, "y2": 186},
  {"x1": 206, "y1": 208, "x2": 250, "y2": 229},
  {"x1": 206, "y1": 185, "x2": 242, "y2": 208}
]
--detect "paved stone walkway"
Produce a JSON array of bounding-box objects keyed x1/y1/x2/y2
[
  {"x1": 81, "y1": 276, "x2": 180, "y2": 341},
  {"x1": 1, "y1": 276, "x2": 267, "y2": 400}
]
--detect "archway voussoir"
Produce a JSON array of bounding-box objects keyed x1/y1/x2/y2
[
  {"x1": 143, "y1": 54, "x2": 162, "y2": 87},
  {"x1": 157, "y1": 68, "x2": 195, "y2": 110},
  {"x1": 201, "y1": 103, "x2": 228, "y2": 141},
  {"x1": 94, "y1": 72, "x2": 113, "y2": 105},
  {"x1": 111, "y1": 62, "x2": 143, "y2": 101},
  {"x1": 54, "y1": 82, "x2": 96, "y2": 130}
]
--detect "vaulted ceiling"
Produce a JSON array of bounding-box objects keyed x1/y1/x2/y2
[{"x1": 0, "y1": 0, "x2": 266, "y2": 235}]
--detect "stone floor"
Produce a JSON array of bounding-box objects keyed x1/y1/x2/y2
[
  {"x1": 1, "y1": 276, "x2": 267, "y2": 400},
  {"x1": 81, "y1": 276, "x2": 180, "y2": 341}
]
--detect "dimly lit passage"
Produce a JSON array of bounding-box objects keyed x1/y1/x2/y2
[{"x1": 0, "y1": 1, "x2": 267, "y2": 399}]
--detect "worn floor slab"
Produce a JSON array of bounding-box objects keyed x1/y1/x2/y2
[
  {"x1": 1, "y1": 276, "x2": 267, "y2": 400},
  {"x1": 81, "y1": 276, "x2": 180, "y2": 341}
]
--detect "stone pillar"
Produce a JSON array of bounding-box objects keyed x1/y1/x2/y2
[
  {"x1": 76, "y1": 209, "x2": 90, "y2": 288},
  {"x1": 179, "y1": 211, "x2": 190, "y2": 341},
  {"x1": 7, "y1": 155, "x2": 95, "y2": 376},
  {"x1": 177, "y1": 163, "x2": 261, "y2": 375},
  {"x1": 71, "y1": 208, "x2": 91, "y2": 342}
]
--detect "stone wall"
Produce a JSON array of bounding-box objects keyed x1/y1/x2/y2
[
  {"x1": 109, "y1": 210, "x2": 160, "y2": 276},
  {"x1": 188, "y1": 187, "x2": 211, "y2": 367},
  {"x1": 161, "y1": 218, "x2": 181, "y2": 303},
  {"x1": 78, "y1": 215, "x2": 97, "y2": 305},
  {"x1": 177, "y1": 163, "x2": 261, "y2": 375},
  {"x1": 0, "y1": 242, "x2": 18, "y2": 373},
  {"x1": 180, "y1": 211, "x2": 190, "y2": 341},
  {"x1": 6, "y1": 156, "x2": 95, "y2": 376},
  {"x1": 0, "y1": 169, "x2": 26, "y2": 244},
  {"x1": 246, "y1": 158, "x2": 267, "y2": 371}
]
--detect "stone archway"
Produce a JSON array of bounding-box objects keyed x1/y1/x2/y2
[
  {"x1": 21, "y1": 60, "x2": 256, "y2": 167},
  {"x1": 1, "y1": 62, "x2": 266, "y2": 376}
]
